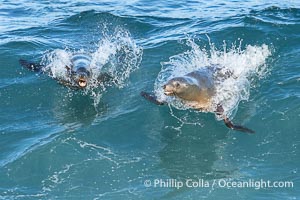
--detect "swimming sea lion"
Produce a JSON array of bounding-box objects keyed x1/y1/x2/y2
[
  {"x1": 141, "y1": 67, "x2": 254, "y2": 134},
  {"x1": 19, "y1": 53, "x2": 112, "y2": 89}
]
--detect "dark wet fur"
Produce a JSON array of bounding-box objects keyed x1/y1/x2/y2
[
  {"x1": 140, "y1": 91, "x2": 164, "y2": 105},
  {"x1": 19, "y1": 59, "x2": 43, "y2": 72}
]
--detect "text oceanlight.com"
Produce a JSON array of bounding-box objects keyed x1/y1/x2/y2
[{"x1": 143, "y1": 179, "x2": 294, "y2": 190}]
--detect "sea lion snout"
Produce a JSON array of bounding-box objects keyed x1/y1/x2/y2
[
  {"x1": 78, "y1": 77, "x2": 87, "y2": 88},
  {"x1": 76, "y1": 73, "x2": 89, "y2": 88},
  {"x1": 163, "y1": 77, "x2": 188, "y2": 96},
  {"x1": 75, "y1": 67, "x2": 91, "y2": 88},
  {"x1": 163, "y1": 77, "x2": 201, "y2": 100},
  {"x1": 163, "y1": 80, "x2": 181, "y2": 96},
  {"x1": 163, "y1": 84, "x2": 175, "y2": 96}
]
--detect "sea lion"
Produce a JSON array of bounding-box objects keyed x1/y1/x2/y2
[
  {"x1": 19, "y1": 53, "x2": 112, "y2": 89},
  {"x1": 141, "y1": 67, "x2": 254, "y2": 134}
]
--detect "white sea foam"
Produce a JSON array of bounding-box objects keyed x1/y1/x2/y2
[{"x1": 154, "y1": 38, "x2": 271, "y2": 120}]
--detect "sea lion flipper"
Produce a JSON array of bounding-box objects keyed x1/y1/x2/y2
[
  {"x1": 223, "y1": 117, "x2": 255, "y2": 134},
  {"x1": 216, "y1": 105, "x2": 255, "y2": 134},
  {"x1": 19, "y1": 59, "x2": 43, "y2": 72},
  {"x1": 141, "y1": 91, "x2": 165, "y2": 105}
]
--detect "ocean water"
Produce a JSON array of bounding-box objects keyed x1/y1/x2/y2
[{"x1": 0, "y1": 0, "x2": 300, "y2": 199}]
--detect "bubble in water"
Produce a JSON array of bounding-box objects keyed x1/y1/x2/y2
[{"x1": 154, "y1": 38, "x2": 271, "y2": 120}]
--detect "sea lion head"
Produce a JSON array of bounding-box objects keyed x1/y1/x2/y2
[
  {"x1": 74, "y1": 67, "x2": 90, "y2": 88},
  {"x1": 69, "y1": 54, "x2": 92, "y2": 88},
  {"x1": 163, "y1": 77, "x2": 200, "y2": 101}
]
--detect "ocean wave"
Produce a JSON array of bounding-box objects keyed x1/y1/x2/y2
[{"x1": 246, "y1": 6, "x2": 300, "y2": 25}]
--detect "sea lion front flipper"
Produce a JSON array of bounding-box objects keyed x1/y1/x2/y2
[
  {"x1": 19, "y1": 59, "x2": 44, "y2": 72},
  {"x1": 216, "y1": 105, "x2": 255, "y2": 134},
  {"x1": 141, "y1": 91, "x2": 165, "y2": 105}
]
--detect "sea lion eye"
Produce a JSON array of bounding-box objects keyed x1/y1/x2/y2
[{"x1": 175, "y1": 82, "x2": 180, "y2": 87}]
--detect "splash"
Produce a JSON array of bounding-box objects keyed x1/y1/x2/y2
[
  {"x1": 154, "y1": 38, "x2": 271, "y2": 120},
  {"x1": 41, "y1": 28, "x2": 143, "y2": 105}
]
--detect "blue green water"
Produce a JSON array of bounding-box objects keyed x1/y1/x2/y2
[{"x1": 1, "y1": 1, "x2": 300, "y2": 199}]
